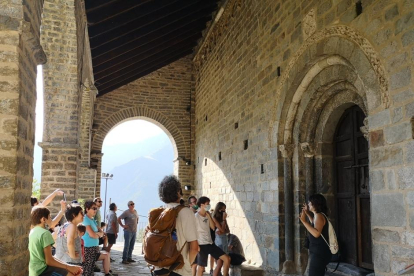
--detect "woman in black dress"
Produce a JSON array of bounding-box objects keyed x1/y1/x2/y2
[{"x1": 299, "y1": 194, "x2": 332, "y2": 276}]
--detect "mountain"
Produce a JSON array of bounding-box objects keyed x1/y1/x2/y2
[
  {"x1": 101, "y1": 134, "x2": 171, "y2": 173},
  {"x1": 100, "y1": 142, "x2": 174, "y2": 223}
]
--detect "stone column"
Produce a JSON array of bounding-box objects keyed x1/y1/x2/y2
[
  {"x1": 279, "y1": 144, "x2": 296, "y2": 274},
  {"x1": 77, "y1": 84, "x2": 98, "y2": 201},
  {"x1": 0, "y1": 1, "x2": 46, "y2": 274},
  {"x1": 40, "y1": 0, "x2": 81, "y2": 208},
  {"x1": 300, "y1": 142, "x2": 315, "y2": 200}
]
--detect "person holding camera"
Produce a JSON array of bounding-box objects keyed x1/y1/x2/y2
[{"x1": 299, "y1": 194, "x2": 331, "y2": 276}]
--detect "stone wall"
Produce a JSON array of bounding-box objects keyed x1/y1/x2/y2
[
  {"x1": 0, "y1": 1, "x2": 46, "y2": 275},
  {"x1": 40, "y1": 0, "x2": 93, "y2": 207},
  {"x1": 193, "y1": 0, "x2": 414, "y2": 275},
  {"x1": 90, "y1": 56, "x2": 194, "y2": 194}
]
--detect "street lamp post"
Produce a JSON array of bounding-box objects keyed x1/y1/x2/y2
[{"x1": 101, "y1": 173, "x2": 113, "y2": 223}]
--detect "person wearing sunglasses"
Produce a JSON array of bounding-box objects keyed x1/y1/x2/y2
[
  {"x1": 82, "y1": 201, "x2": 117, "y2": 276},
  {"x1": 117, "y1": 201, "x2": 138, "y2": 264},
  {"x1": 93, "y1": 197, "x2": 103, "y2": 230}
]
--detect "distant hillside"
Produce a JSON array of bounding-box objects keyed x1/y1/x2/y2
[
  {"x1": 100, "y1": 142, "x2": 174, "y2": 222},
  {"x1": 101, "y1": 134, "x2": 172, "y2": 173}
]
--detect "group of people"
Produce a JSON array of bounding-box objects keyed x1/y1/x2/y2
[
  {"x1": 155, "y1": 175, "x2": 246, "y2": 276},
  {"x1": 29, "y1": 176, "x2": 332, "y2": 276},
  {"x1": 29, "y1": 190, "x2": 139, "y2": 276}
]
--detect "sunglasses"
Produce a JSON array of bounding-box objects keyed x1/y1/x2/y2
[
  {"x1": 97, "y1": 201, "x2": 102, "y2": 203},
  {"x1": 129, "y1": 203, "x2": 135, "y2": 206},
  {"x1": 91, "y1": 207, "x2": 98, "y2": 210}
]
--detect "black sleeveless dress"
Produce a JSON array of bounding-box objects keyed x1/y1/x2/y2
[{"x1": 308, "y1": 215, "x2": 332, "y2": 276}]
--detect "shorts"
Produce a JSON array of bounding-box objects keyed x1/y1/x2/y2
[
  {"x1": 39, "y1": 266, "x2": 67, "y2": 276},
  {"x1": 195, "y1": 244, "x2": 225, "y2": 267},
  {"x1": 99, "y1": 237, "x2": 104, "y2": 245},
  {"x1": 107, "y1": 233, "x2": 116, "y2": 244}
]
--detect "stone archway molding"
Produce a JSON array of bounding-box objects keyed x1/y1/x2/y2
[
  {"x1": 269, "y1": 25, "x2": 390, "y2": 148},
  {"x1": 92, "y1": 105, "x2": 188, "y2": 160}
]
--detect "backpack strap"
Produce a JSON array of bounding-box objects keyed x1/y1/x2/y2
[{"x1": 319, "y1": 213, "x2": 330, "y2": 249}]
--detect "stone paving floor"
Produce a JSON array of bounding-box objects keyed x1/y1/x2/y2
[
  {"x1": 94, "y1": 242, "x2": 211, "y2": 276},
  {"x1": 94, "y1": 243, "x2": 151, "y2": 276}
]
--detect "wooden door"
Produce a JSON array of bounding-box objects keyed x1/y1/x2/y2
[{"x1": 334, "y1": 105, "x2": 373, "y2": 269}]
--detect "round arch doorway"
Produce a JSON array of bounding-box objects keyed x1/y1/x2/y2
[{"x1": 334, "y1": 105, "x2": 373, "y2": 270}]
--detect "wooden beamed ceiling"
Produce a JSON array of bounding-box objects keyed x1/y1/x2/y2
[{"x1": 85, "y1": 0, "x2": 219, "y2": 96}]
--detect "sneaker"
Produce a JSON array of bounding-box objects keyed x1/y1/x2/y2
[
  {"x1": 94, "y1": 265, "x2": 101, "y2": 272},
  {"x1": 121, "y1": 260, "x2": 130, "y2": 264},
  {"x1": 127, "y1": 258, "x2": 136, "y2": 262}
]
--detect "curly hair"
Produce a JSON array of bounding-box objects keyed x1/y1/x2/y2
[
  {"x1": 65, "y1": 205, "x2": 83, "y2": 222},
  {"x1": 158, "y1": 175, "x2": 182, "y2": 203},
  {"x1": 31, "y1": 207, "x2": 50, "y2": 226},
  {"x1": 309, "y1": 194, "x2": 329, "y2": 214}
]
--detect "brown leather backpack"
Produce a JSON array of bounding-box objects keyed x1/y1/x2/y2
[{"x1": 143, "y1": 205, "x2": 187, "y2": 270}]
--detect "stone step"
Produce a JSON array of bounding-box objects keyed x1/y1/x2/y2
[
  {"x1": 325, "y1": 263, "x2": 373, "y2": 276},
  {"x1": 230, "y1": 264, "x2": 264, "y2": 276}
]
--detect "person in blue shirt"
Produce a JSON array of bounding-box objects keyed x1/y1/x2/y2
[{"x1": 82, "y1": 201, "x2": 117, "y2": 276}]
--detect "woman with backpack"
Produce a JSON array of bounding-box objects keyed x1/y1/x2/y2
[{"x1": 299, "y1": 194, "x2": 332, "y2": 276}]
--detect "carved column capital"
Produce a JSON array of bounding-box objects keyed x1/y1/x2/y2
[
  {"x1": 360, "y1": 118, "x2": 369, "y2": 140},
  {"x1": 300, "y1": 142, "x2": 315, "y2": 157},
  {"x1": 279, "y1": 144, "x2": 295, "y2": 158},
  {"x1": 22, "y1": 21, "x2": 47, "y2": 65}
]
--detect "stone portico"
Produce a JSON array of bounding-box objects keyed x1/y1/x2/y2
[{"x1": 1, "y1": 0, "x2": 414, "y2": 275}]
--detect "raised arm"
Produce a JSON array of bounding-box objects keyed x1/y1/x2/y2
[
  {"x1": 299, "y1": 211, "x2": 325, "y2": 238},
  {"x1": 41, "y1": 189, "x2": 64, "y2": 207},
  {"x1": 50, "y1": 200, "x2": 66, "y2": 228}
]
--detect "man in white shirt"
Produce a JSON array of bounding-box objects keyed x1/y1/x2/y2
[
  {"x1": 195, "y1": 196, "x2": 230, "y2": 276},
  {"x1": 157, "y1": 175, "x2": 199, "y2": 276}
]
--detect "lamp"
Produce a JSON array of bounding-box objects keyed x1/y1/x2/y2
[
  {"x1": 101, "y1": 173, "x2": 114, "y2": 223},
  {"x1": 174, "y1": 156, "x2": 191, "y2": 166}
]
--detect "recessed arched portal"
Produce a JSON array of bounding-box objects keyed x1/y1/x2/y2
[{"x1": 271, "y1": 26, "x2": 387, "y2": 274}]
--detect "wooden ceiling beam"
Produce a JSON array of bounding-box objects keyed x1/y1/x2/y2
[
  {"x1": 95, "y1": 37, "x2": 199, "y2": 81},
  {"x1": 86, "y1": 0, "x2": 150, "y2": 25},
  {"x1": 89, "y1": 1, "x2": 215, "y2": 50},
  {"x1": 93, "y1": 20, "x2": 207, "y2": 73},
  {"x1": 92, "y1": 9, "x2": 208, "y2": 66},
  {"x1": 88, "y1": 0, "x2": 184, "y2": 37},
  {"x1": 85, "y1": 0, "x2": 119, "y2": 12},
  {"x1": 96, "y1": 46, "x2": 194, "y2": 86},
  {"x1": 96, "y1": 51, "x2": 192, "y2": 96}
]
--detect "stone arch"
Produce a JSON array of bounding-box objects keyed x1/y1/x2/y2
[
  {"x1": 91, "y1": 105, "x2": 189, "y2": 191},
  {"x1": 92, "y1": 105, "x2": 188, "y2": 160},
  {"x1": 269, "y1": 25, "x2": 389, "y2": 148},
  {"x1": 275, "y1": 26, "x2": 386, "y2": 273}
]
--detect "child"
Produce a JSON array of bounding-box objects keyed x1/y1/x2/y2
[
  {"x1": 77, "y1": 224, "x2": 86, "y2": 263},
  {"x1": 29, "y1": 206, "x2": 83, "y2": 276},
  {"x1": 100, "y1": 222, "x2": 108, "y2": 249}
]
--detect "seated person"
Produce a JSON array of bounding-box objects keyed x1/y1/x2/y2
[
  {"x1": 29, "y1": 206, "x2": 83, "y2": 276},
  {"x1": 99, "y1": 222, "x2": 108, "y2": 249},
  {"x1": 227, "y1": 234, "x2": 246, "y2": 266}
]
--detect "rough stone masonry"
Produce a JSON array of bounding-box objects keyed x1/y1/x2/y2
[{"x1": 1, "y1": 0, "x2": 414, "y2": 276}]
